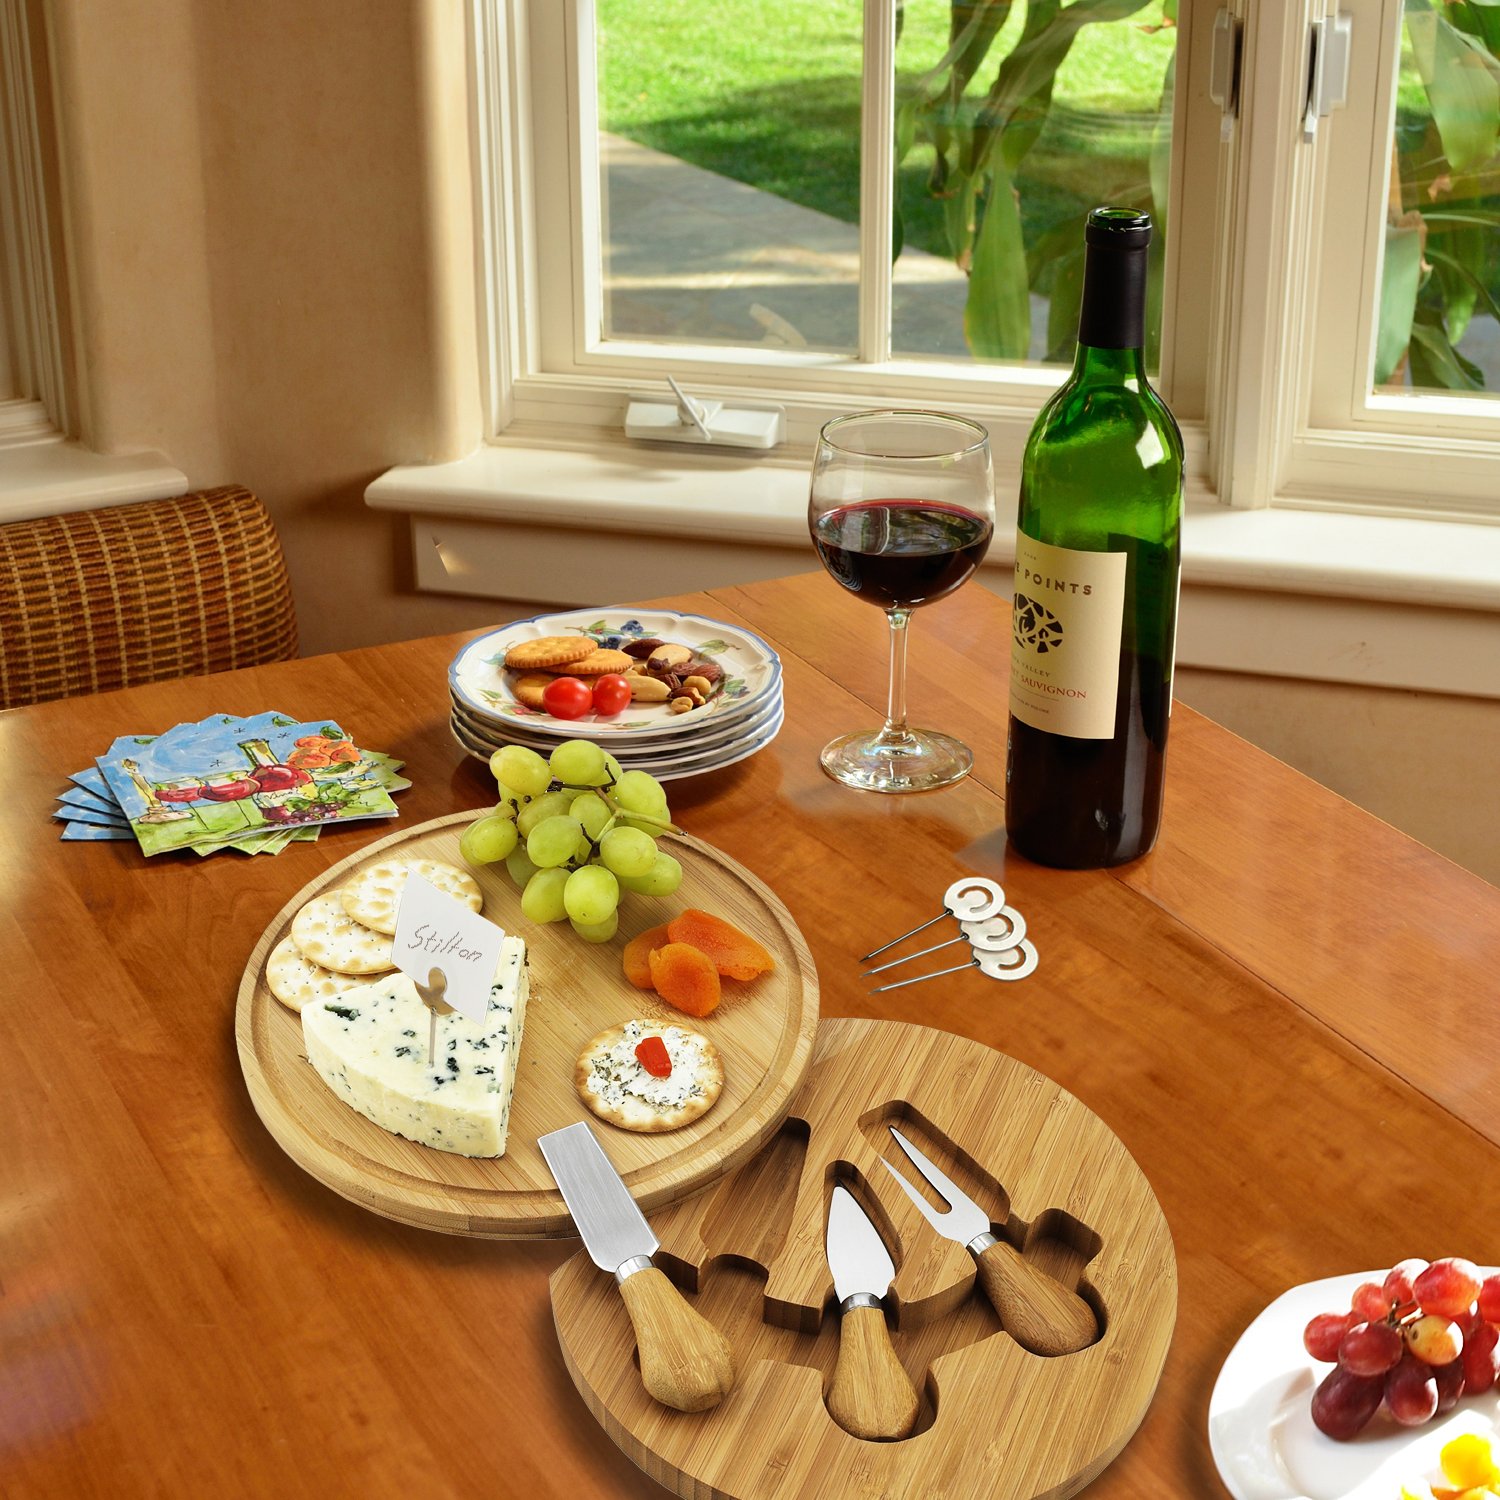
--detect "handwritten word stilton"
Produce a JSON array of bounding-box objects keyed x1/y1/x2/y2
[{"x1": 404, "y1": 923, "x2": 483, "y2": 963}]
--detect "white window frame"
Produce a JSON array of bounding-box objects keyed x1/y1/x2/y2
[
  {"x1": 0, "y1": 0, "x2": 69, "y2": 444},
  {"x1": 475, "y1": 0, "x2": 1224, "y2": 490},
  {"x1": 1218, "y1": 0, "x2": 1500, "y2": 520},
  {"x1": 0, "y1": 0, "x2": 186, "y2": 521},
  {"x1": 372, "y1": 0, "x2": 1500, "y2": 698},
  {"x1": 477, "y1": 0, "x2": 1500, "y2": 522}
]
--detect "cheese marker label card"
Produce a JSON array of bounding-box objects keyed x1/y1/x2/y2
[{"x1": 392, "y1": 873, "x2": 506, "y2": 1023}]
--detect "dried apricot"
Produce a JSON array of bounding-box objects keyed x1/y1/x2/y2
[
  {"x1": 648, "y1": 943, "x2": 721, "y2": 1017},
  {"x1": 622, "y1": 922, "x2": 672, "y2": 990},
  {"x1": 666, "y1": 909, "x2": 774, "y2": 981}
]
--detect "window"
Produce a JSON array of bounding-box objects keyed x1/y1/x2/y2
[
  {"x1": 0, "y1": 0, "x2": 71, "y2": 446},
  {"x1": 485, "y1": 0, "x2": 1223, "y2": 470},
  {"x1": 478, "y1": 0, "x2": 1500, "y2": 521},
  {"x1": 1281, "y1": 0, "x2": 1500, "y2": 519}
]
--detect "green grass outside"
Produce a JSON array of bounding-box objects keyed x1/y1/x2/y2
[
  {"x1": 597, "y1": 0, "x2": 1175, "y2": 263},
  {"x1": 596, "y1": 1, "x2": 1498, "y2": 385}
]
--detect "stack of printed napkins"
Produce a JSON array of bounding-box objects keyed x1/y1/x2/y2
[{"x1": 54, "y1": 710, "x2": 408, "y2": 857}]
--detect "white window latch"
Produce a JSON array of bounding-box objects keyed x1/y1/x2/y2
[
  {"x1": 1303, "y1": 13, "x2": 1352, "y2": 144},
  {"x1": 1209, "y1": 10, "x2": 1243, "y2": 143},
  {"x1": 624, "y1": 376, "x2": 785, "y2": 450}
]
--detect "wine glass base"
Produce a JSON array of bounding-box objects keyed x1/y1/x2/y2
[{"x1": 818, "y1": 728, "x2": 973, "y2": 794}]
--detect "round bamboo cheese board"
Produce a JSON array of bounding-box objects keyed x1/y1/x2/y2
[
  {"x1": 236, "y1": 812, "x2": 820, "y2": 1238},
  {"x1": 550, "y1": 1017, "x2": 1176, "y2": 1499}
]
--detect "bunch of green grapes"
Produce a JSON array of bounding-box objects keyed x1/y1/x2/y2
[{"x1": 458, "y1": 739, "x2": 682, "y2": 943}]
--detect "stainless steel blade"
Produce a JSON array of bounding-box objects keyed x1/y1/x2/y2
[
  {"x1": 538, "y1": 1121, "x2": 658, "y2": 1274},
  {"x1": 883, "y1": 1126, "x2": 991, "y2": 1244},
  {"x1": 825, "y1": 1184, "x2": 896, "y2": 1305}
]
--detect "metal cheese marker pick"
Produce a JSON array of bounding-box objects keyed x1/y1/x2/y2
[
  {"x1": 862, "y1": 909, "x2": 1027, "y2": 977},
  {"x1": 868, "y1": 939, "x2": 1040, "y2": 994},
  {"x1": 414, "y1": 967, "x2": 453, "y2": 1066},
  {"x1": 859, "y1": 877, "x2": 1008, "y2": 962}
]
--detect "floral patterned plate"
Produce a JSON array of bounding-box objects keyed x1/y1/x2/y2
[
  {"x1": 450, "y1": 682, "x2": 784, "y2": 761},
  {"x1": 449, "y1": 704, "x2": 784, "y2": 782},
  {"x1": 448, "y1": 610, "x2": 782, "y2": 740}
]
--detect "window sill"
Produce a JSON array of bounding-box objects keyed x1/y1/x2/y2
[
  {"x1": 367, "y1": 440, "x2": 1500, "y2": 700},
  {"x1": 0, "y1": 437, "x2": 187, "y2": 524}
]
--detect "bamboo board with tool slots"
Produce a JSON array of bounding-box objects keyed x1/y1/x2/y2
[
  {"x1": 236, "y1": 812, "x2": 819, "y2": 1238},
  {"x1": 550, "y1": 1017, "x2": 1176, "y2": 1500}
]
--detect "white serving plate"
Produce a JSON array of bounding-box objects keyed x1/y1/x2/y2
[
  {"x1": 449, "y1": 610, "x2": 781, "y2": 740},
  {"x1": 455, "y1": 674, "x2": 777, "y2": 738},
  {"x1": 450, "y1": 686, "x2": 784, "y2": 761},
  {"x1": 451, "y1": 669, "x2": 782, "y2": 747},
  {"x1": 450, "y1": 707, "x2": 783, "y2": 782},
  {"x1": 1209, "y1": 1270, "x2": 1500, "y2": 1500},
  {"x1": 617, "y1": 703, "x2": 785, "y2": 773}
]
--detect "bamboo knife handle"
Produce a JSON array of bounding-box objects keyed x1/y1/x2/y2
[
  {"x1": 973, "y1": 1237, "x2": 1097, "y2": 1356},
  {"x1": 617, "y1": 1266, "x2": 735, "y2": 1412},
  {"x1": 827, "y1": 1303, "x2": 920, "y2": 1441}
]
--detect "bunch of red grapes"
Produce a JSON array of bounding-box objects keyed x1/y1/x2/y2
[{"x1": 1304, "y1": 1258, "x2": 1500, "y2": 1439}]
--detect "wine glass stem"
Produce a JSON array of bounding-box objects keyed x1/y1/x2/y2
[{"x1": 881, "y1": 608, "x2": 915, "y2": 749}]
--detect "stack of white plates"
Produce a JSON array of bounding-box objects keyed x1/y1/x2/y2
[{"x1": 447, "y1": 609, "x2": 784, "y2": 782}]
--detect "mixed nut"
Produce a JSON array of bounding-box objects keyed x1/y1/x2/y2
[{"x1": 620, "y1": 638, "x2": 725, "y2": 713}]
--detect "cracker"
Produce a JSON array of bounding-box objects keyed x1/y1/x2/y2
[
  {"x1": 575, "y1": 1019, "x2": 724, "y2": 1134},
  {"x1": 504, "y1": 635, "x2": 595, "y2": 670},
  {"x1": 340, "y1": 858, "x2": 483, "y2": 936},
  {"x1": 561, "y1": 648, "x2": 633, "y2": 677},
  {"x1": 265, "y1": 936, "x2": 369, "y2": 1013},
  {"x1": 510, "y1": 672, "x2": 555, "y2": 710},
  {"x1": 290, "y1": 893, "x2": 395, "y2": 975}
]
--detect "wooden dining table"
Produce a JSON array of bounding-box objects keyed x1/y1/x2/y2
[{"x1": 5, "y1": 567, "x2": 1499, "y2": 1499}]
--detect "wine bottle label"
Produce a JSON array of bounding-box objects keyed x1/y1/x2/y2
[{"x1": 1009, "y1": 532, "x2": 1127, "y2": 740}]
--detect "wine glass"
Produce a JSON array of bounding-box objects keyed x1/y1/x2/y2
[
  {"x1": 154, "y1": 776, "x2": 207, "y2": 830},
  {"x1": 808, "y1": 410, "x2": 994, "y2": 793},
  {"x1": 200, "y1": 772, "x2": 261, "y2": 829}
]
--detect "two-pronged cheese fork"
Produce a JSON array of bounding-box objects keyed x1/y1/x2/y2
[{"x1": 880, "y1": 1125, "x2": 1097, "y2": 1357}]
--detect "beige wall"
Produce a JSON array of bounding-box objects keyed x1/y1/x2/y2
[
  {"x1": 47, "y1": 0, "x2": 501, "y2": 654},
  {"x1": 1176, "y1": 671, "x2": 1500, "y2": 887},
  {"x1": 37, "y1": 1, "x2": 1499, "y2": 887}
]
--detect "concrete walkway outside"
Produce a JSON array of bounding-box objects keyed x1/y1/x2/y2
[
  {"x1": 602, "y1": 132, "x2": 1046, "y2": 360},
  {"x1": 601, "y1": 132, "x2": 1500, "y2": 385}
]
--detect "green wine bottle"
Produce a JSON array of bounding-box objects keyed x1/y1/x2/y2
[{"x1": 1005, "y1": 207, "x2": 1183, "y2": 868}]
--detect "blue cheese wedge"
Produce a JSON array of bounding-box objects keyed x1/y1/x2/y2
[{"x1": 301, "y1": 936, "x2": 529, "y2": 1157}]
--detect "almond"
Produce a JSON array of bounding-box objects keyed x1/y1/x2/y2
[{"x1": 623, "y1": 637, "x2": 667, "y2": 659}]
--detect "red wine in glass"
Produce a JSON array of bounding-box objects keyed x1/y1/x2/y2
[
  {"x1": 200, "y1": 773, "x2": 260, "y2": 828},
  {"x1": 807, "y1": 411, "x2": 995, "y2": 793},
  {"x1": 200, "y1": 776, "x2": 256, "y2": 802},
  {"x1": 813, "y1": 500, "x2": 992, "y2": 610},
  {"x1": 249, "y1": 764, "x2": 310, "y2": 794}
]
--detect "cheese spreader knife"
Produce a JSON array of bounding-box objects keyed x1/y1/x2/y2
[
  {"x1": 825, "y1": 1184, "x2": 920, "y2": 1441},
  {"x1": 881, "y1": 1125, "x2": 1097, "y2": 1356},
  {"x1": 538, "y1": 1122, "x2": 734, "y2": 1412}
]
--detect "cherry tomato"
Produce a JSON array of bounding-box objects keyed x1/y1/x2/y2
[
  {"x1": 541, "y1": 677, "x2": 593, "y2": 720},
  {"x1": 591, "y1": 674, "x2": 632, "y2": 717}
]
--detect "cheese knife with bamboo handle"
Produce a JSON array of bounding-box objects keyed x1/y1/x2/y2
[
  {"x1": 539, "y1": 1122, "x2": 734, "y2": 1412},
  {"x1": 881, "y1": 1126, "x2": 1098, "y2": 1357},
  {"x1": 825, "y1": 1184, "x2": 920, "y2": 1441}
]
